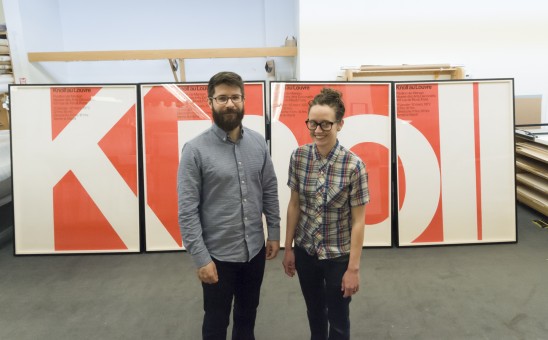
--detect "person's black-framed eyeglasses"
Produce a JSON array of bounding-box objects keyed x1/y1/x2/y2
[
  {"x1": 305, "y1": 119, "x2": 339, "y2": 131},
  {"x1": 209, "y1": 95, "x2": 244, "y2": 105}
]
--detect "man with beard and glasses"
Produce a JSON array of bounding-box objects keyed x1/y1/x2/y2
[{"x1": 178, "y1": 71, "x2": 280, "y2": 340}]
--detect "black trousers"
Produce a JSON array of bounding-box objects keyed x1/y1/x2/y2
[
  {"x1": 294, "y1": 246, "x2": 351, "y2": 340},
  {"x1": 202, "y1": 245, "x2": 266, "y2": 340}
]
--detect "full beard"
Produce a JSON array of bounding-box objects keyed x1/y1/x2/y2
[{"x1": 212, "y1": 107, "x2": 245, "y2": 132}]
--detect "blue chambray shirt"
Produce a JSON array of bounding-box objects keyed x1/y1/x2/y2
[{"x1": 178, "y1": 124, "x2": 280, "y2": 268}]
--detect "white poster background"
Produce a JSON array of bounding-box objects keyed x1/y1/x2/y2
[
  {"x1": 271, "y1": 82, "x2": 393, "y2": 247},
  {"x1": 10, "y1": 85, "x2": 140, "y2": 254},
  {"x1": 396, "y1": 80, "x2": 516, "y2": 246},
  {"x1": 141, "y1": 83, "x2": 266, "y2": 251}
]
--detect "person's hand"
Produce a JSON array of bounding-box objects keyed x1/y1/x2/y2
[
  {"x1": 197, "y1": 261, "x2": 218, "y2": 284},
  {"x1": 282, "y1": 249, "x2": 296, "y2": 277},
  {"x1": 266, "y1": 240, "x2": 280, "y2": 260},
  {"x1": 341, "y1": 268, "x2": 359, "y2": 298}
]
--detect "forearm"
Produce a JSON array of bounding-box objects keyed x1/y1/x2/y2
[
  {"x1": 347, "y1": 223, "x2": 364, "y2": 271},
  {"x1": 347, "y1": 204, "x2": 366, "y2": 271},
  {"x1": 285, "y1": 208, "x2": 298, "y2": 249},
  {"x1": 285, "y1": 191, "x2": 300, "y2": 249}
]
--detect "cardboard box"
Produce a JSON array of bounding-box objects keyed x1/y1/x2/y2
[
  {"x1": 515, "y1": 95, "x2": 542, "y2": 126},
  {"x1": 0, "y1": 107, "x2": 8, "y2": 130}
]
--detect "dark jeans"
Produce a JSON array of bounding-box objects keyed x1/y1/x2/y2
[
  {"x1": 202, "y1": 245, "x2": 266, "y2": 340},
  {"x1": 294, "y1": 246, "x2": 351, "y2": 340}
]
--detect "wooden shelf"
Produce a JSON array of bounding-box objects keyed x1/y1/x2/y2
[
  {"x1": 27, "y1": 46, "x2": 298, "y2": 62},
  {"x1": 344, "y1": 64, "x2": 465, "y2": 81},
  {"x1": 0, "y1": 29, "x2": 14, "y2": 97},
  {"x1": 517, "y1": 185, "x2": 548, "y2": 216},
  {"x1": 516, "y1": 156, "x2": 548, "y2": 181},
  {"x1": 516, "y1": 173, "x2": 548, "y2": 195},
  {"x1": 515, "y1": 132, "x2": 548, "y2": 216},
  {"x1": 27, "y1": 46, "x2": 298, "y2": 82},
  {"x1": 516, "y1": 141, "x2": 548, "y2": 164}
]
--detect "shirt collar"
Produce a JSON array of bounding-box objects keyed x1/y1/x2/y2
[
  {"x1": 313, "y1": 139, "x2": 341, "y2": 164},
  {"x1": 211, "y1": 123, "x2": 244, "y2": 142}
]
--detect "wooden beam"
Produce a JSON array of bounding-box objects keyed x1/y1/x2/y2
[
  {"x1": 180, "y1": 59, "x2": 186, "y2": 82},
  {"x1": 344, "y1": 66, "x2": 466, "y2": 81},
  {"x1": 28, "y1": 47, "x2": 298, "y2": 62}
]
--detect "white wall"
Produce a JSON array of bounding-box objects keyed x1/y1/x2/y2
[
  {"x1": 3, "y1": 0, "x2": 65, "y2": 83},
  {"x1": 0, "y1": 0, "x2": 5, "y2": 23},
  {"x1": 4, "y1": 0, "x2": 296, "y2": 83},
  {"x1": 3, "y1": 0, "x2": 548, "y2": 119},
  {"x1": 298, "y1": 0, "x2": 548, "y2": 120}
]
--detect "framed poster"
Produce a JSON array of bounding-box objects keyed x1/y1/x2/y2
[
  {"x1": 140, "y1": 82, "x2": 266, "y2": 251},
  {"x1": 270, "y1": 82, "x2": 393, "y2": 247},
  {"x1": 395, "y1": 79, "x2": 516, "y2": 246},
  {"x1": 10, "y1": 85, "x2": 140, "y2": 254}
]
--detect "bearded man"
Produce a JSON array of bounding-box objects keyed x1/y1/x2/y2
[{"x1": 177, "y1": 71, "x2": 280, "y2": 340}]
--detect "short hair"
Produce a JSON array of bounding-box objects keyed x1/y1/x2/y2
[
  {"x1": 207, "y1": 71, "x2": 245, "y2": 98},
  {"x1": 308, "y1": 88, "x2": 345, "y2": 121}
]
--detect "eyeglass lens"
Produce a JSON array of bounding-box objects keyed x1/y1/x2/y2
[
  {"x1": 306, "y1": 120, "x2": 335, "y2": 131},
  {"x1": 214, "y1": 95, "x2": 243, "y2": 104}
]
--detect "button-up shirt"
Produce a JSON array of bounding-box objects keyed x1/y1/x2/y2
[
  {"x1": 287, "y1": 140, "x2": 369, "y2": 259},
  {"x1": 178, "y1": 124, "x2": 280, "y2": 268}
]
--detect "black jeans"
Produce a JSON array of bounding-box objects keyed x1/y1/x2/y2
[
  {"x1": 294, "y1": 246, "x2": 351, "y2": 340},
  {"x1": 202, "y1": 245, "x2": 266, "y2": 340}
]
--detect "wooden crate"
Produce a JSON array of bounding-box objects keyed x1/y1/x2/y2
[{"x1": 344, "y1": 64, "x2": 465, "y2": 81}]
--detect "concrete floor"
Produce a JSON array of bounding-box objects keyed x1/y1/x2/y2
[{"x1": 0, "y1": 204, "x2": 546, "y2": 340}]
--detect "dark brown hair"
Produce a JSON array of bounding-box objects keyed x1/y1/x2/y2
[
  {"x1": 308, "y1": 87, "x2": 345, "y2": 121},
  {"x1": 207, "y1": 71, "x2": 245, "y2": 98}
]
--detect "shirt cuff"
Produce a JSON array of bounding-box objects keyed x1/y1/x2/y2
[
  {"x1": 267, "y1": 225, "x2": 280, "y2": 241},
  {"x1": 191, "y1": 249, "x2": 212, "y2": 268}
]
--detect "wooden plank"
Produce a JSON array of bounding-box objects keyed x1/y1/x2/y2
[
  {"x1": 517, "y1": 185, "x2": 548, "y2": 216},
  {"x1": 344, "y1": 65, "x2": 465, "y2": 81},
  {"x1": 180, "y1": 59, "x2": 186, "y2": 82},
  {"x1": 516, "y1": 173, "x2": 548, "y2": 195},
  {"x1": 516, "y1": 142, "x2": 548, "y2": 164},
  {"x1": 516, "y1": 141, "x2": 548, "y2": 154},
  {"x1": 515, "y1": 156, "x2": 548, "y2": 181},
  {"x1": 28, "y1": 47, "x2": 298, "y2": 62},
  {"x1": 351, "y1": 68, "x2": 459, "y2": 75},
  {"x1": 359, "y1": 64, "x2": 452, "y2": 70}
]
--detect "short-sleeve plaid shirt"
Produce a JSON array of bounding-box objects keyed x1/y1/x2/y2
[{"x1": 287, "y1": 140, "x2": 369, "y2": 260}]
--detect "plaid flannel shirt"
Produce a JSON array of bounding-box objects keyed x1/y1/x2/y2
[{"x1": 287, "y1": 140, "x2": 369, "y2": 260}]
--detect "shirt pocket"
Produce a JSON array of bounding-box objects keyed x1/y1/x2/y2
[{"x1": 326, "y1": 179, "x2": 350, "y2": 208}]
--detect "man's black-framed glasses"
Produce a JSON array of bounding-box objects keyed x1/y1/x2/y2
[
  {"x1": 305, "y1": 119, "x2": 338, "y2": 131},
  {"x1": 209, "y1": 94, "x2": 244, "y2": 105}
]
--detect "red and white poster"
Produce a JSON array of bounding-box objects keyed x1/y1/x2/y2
[
  {"x1": 141, "y1": 82, "x2": 266, "y2": 251},
  {"x1": 395, "y1": 80, "x2": 516, "y2": 246},
  {"x1": 270, "y1": 82, "x2": 393, "y2": 247},
  {"x1": 10, "y1": 85, "x2": 140, "y2": 254}
]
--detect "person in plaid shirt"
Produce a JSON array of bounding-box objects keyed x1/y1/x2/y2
[{"x1": 283, "y1": 88, "x2": 369, "y2": 340}]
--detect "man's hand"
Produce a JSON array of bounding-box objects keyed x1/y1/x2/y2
[
  {"x1": 266, "y1": 240, "x2": 280, "y2": 260},
  {"x1": 197, "y1": 261, "x2": 218, "y2": 284},
  {"x1": 341, "y1": 268, "x2": 359, "y2": 298},
  {"x1": 282, "y1": 249, "x2": 296, "y2": 277}
]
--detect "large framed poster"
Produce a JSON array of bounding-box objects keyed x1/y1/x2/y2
[
  {"x1": 140, "y1": 82, "x2": 266, "y2": 251},
  {"x1": 270, "y1": 82, "x2": 392, "y2": 247},
  {"x1": 10, "y1": 85, "x2": 140, "y2": 254},
  {"x1": 395, "y1": 79, "x2": 516, "y2": 246}
]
